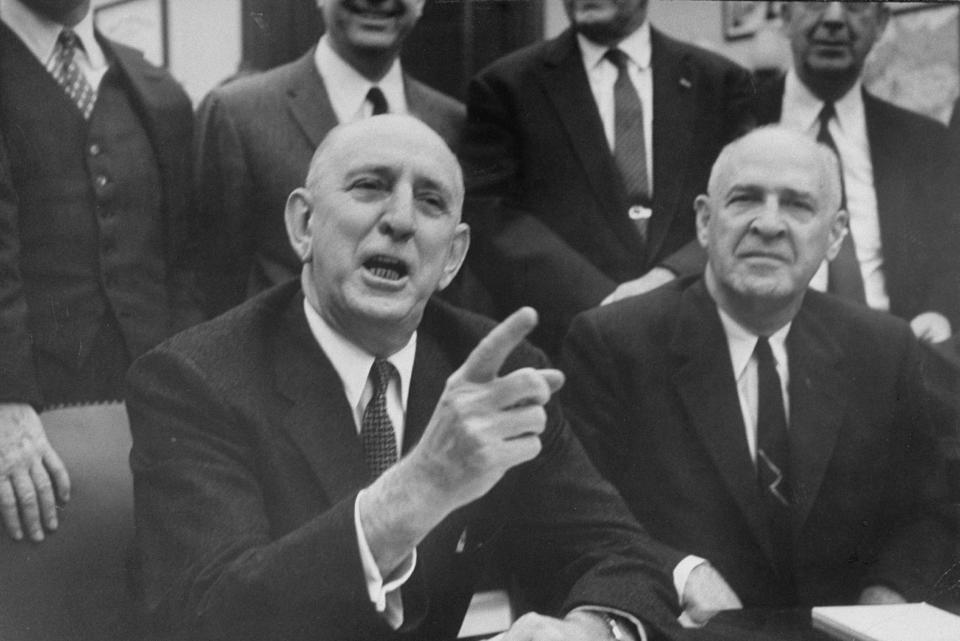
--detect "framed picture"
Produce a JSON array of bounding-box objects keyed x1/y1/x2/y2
[
  {"x1": 94, "y1": 0, "x2": 168, "y2": 68},
  {"x1": 723, "y1": 1, "x2": 783, "y2": 41}
]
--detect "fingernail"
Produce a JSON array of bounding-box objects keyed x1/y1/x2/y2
[
  {"x1": 12, "y1": 530, "x2": 22, "y2": 541},
  {"x1": 32, "y1": 530, "x2": 44, "y2": 542},
  {"x1": 49, "y1": 516, "x2": 58, "y2": 530}
]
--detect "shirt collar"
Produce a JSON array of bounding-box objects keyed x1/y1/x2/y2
[
  {"x1": 0, "y1": 0, "x2": 105, "y2": 69},
  {"x1": 577, "y1": 18, "x2": 651, "y2": 72},
  {"x1": 783, "y1": 67, "x2": 864, "y2": 136},
  {"x1": 716, "y1": 306, "x2": 791, "y2": 382},
  {"x1": 303, "y1": 297, "x2": 416, "y2": 412},
  {"x1": 315, "y1": 34, "x2": 407, "y2": 122}
]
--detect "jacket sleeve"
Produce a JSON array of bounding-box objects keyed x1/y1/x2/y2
[
  {"x1": 0, "y1": 128, "x2": 42, "y2": 407},
  {"x1": 127, "y1": 346, "x2": 404, "y2": 641}
]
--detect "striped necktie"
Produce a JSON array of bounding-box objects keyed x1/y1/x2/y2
[{"x1": 47, "y1": 29, "x2": 98, "y2": 120}]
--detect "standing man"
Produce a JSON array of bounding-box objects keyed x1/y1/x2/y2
[
  {"x1": 129, "y1": 116, "x2": 681, "y2": 641},
  {"x1": 195, "y1": 0, "x2": 465, "y2": 317},
  {"x1": 756, "y1": 1, "x2": 960, "y2": 343},
  {"x1": 459, "y1": 0, "x2": 755, "y2": 354},
  {"x1": 562, "y1": 127, "x2": 957, "y2": 612},
  {"x1": 0, "y1": 0, "x2": 198, "y2": 543}
]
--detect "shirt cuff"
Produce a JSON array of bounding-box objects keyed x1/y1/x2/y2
[
  {"x1": 673, "y1": 554, "x2": 708, "y2": 606},
  {"x1": 572, "y1": 606, "x2": 647, "y2": 641},
  {"x1": 354, "y1": 490, "x2": 417, "y2": 629}
]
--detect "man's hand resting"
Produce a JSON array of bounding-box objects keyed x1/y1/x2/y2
[
  {"x1": 360, "y1": 307, "x2": 564, "y2": 576},
  {"x1": 0, "y1": 403, "x2": 71, "y2": 542},
  {"x1": 601, "y1": 268, "x2": 676, "y2": 306},
  {"x1": 679, "y1": 563, "x2": 742, "y2": 627},
  {"x1": 489, "y1": 610, "x2": 636, "y2": 641}
]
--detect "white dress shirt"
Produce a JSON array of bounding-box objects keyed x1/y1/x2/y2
[
  {"x1": 673, "y1": 309, "x2": 791, "y2": 616},
  {"x1": 0, "y1": 0, "x2": 108, "y2": 89},
  {"x1": 303, "y1": 298, "x2": 417, "y2": 629},
  {"x1": 577, "y1": 20, "x2": 654, "y2": 191},
  {"x1": 314, "y1": 34, "x2": 408, "y2": 123},
  {"x1": 780, "y1": 69, "x2": 890, "y2": 311}
]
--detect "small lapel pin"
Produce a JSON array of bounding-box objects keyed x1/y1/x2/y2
[
  {"x1": 455, "y1": 527, "x2": 468, "y2": 554},
  {"x1": 679, "y1": 77, "x2": 693, "y2": 89}
]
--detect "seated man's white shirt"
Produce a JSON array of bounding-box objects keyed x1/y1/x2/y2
[
  {"x1": 1, "y1": 0, "x2": 108, "y2": 88},
  {"x1": 781, "y1": 69, "x2": 889, "y2": 311},
  {"x1": 303, "y1": 299, "x2": 416, "y2": 629},
  {"x1": 315, "y1": 34, "x2": 408, "y2": 122}
]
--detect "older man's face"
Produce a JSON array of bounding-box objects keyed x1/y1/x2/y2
[
  {"x1": 563, "y1": 0, "x2": 649, "y2": 46},
  {"x1": 318, "y1": 0, "x2": 423, "y2": 59},
  {"x1": 783, "y1": 1, "x2": 887, "y2": 93},
  {"x1": 696, "y1": 131, "x2": 845, "y2": 308},
  {"x1": 299, "y1": 117, "x2": 468, "y2": 337}
]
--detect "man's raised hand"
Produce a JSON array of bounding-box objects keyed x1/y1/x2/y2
[{"x1": 409, "y1": 307, "x2": 564, "y2": 512}]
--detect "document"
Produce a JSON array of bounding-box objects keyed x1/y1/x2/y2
[{"x1": 812, "y1": 602, "x2": 960, "y2": 641}]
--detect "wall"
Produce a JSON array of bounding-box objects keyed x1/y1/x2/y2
[{"x1": 93, "y1": 0, "x2": 243, "y2": 104}]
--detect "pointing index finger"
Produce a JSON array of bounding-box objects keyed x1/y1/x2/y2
[{"x1": 457, "y1": 307, "x2": 538, "y2": 384}]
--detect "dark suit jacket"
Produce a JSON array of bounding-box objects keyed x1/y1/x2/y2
[
  {"x1": 194, "y1": 49, "x2": 466, "y2": 317},
  {"x1": 756, "y1": 76, "x2": 960, "y2": 326},
  {"x1": 459, "y1": 27, "x2": 755, "y2": 354},
  {"x1": 127, "y1": 282, "x2": 680, "y2": 641},
  {"x1": 0, "y1": 24, "x2": 198, "y2": 406},
  {"x1": 561, "y1": 277, "x2": 957, "y2": 608}
]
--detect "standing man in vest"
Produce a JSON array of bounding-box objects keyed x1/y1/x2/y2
[
  {"x1": 195, "y1": 0, "x2": 465, "y2": 317},
  {"x1": 756, "y1": 1, "x2": 960, "y2": 343},
  {"x1": 0, "y1": 0, "x2": 198, "y2": 543}
]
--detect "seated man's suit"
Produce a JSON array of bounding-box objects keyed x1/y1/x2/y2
[
  {"x1": 128, "y1": 282, "x2": 679, "y2": 641},
  {"x1": 194, "y1": 51, "x2": 465, "y2": 317},
  {"x1": 561, "y1": 277, "x2": 957, "y2": 608},
  {"x1": 459, "y1": 27, "x2": 755, "y2": 353}
]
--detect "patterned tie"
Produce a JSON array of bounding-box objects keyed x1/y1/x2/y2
[
  {"x1": 754, "y1": 337, "x2": 793, "y2": 577},
  {"x1": 817, "y1": 103, "x2": 866, "y2": 304},
  {"x1": 605, "y1": 48, "x2": 651, "y2": 238},
  {"x1": 366, "y1": 86, "x2": 388, "y2": 116},
  {"x1": 47, "y1": 29, "x2": 98, "y2": 120},
  {"x1": 361, "y1": 359, "x2": 399, "y2": 482}
]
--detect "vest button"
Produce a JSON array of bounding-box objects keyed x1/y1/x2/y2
[
  {"x1": 89, "y1": 143, "x2": 101, "y2": 156},
  {"x1": 95, "y1": 175, "x2": 109, "y2": 189}
]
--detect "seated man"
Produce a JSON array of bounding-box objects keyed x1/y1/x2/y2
[
  {"x1": 127, "y1": 115, "x2": 681, "y2": 641},
  {"x1": 562, "y1": 127, "x2": 958, "y2": 614}
]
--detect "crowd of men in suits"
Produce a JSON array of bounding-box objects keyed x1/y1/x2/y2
[{"x1": 1, "y1": 0, "x2": 959, "y2": 640}]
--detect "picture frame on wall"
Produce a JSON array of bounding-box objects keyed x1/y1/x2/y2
[
  {"x1": 94, "y1": 0, "x2": 168, "y2": 68},
  {"x1": 722, "y1": 1, "x2": 783, "y2": 41}
]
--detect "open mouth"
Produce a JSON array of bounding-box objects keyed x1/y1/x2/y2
[
  {"x1": 347, "y1": 2, "x2": 403, "y2": 19},
  {"x1": 364, "y1": 255, "x2": 409, "y2": 281}
]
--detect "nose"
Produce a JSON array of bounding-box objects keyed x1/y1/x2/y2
[
  {"x1": 820, "y1": 2, "x2": 846, "y2": 27},
  {"x1": 749, "y1": 195, "x2": 787, "y2": 238},
  {"x1": 378, "y1": 185, "x2": 416, "y2": 241}
]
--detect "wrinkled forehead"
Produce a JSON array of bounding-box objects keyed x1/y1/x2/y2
[
  {"x1": 711, "y1": 129, "x2": 832, "y2": 198},
  {"x1": 315, "y1": 119, "x2": 463, "y2": 200}
]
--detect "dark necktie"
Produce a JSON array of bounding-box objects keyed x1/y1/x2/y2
[
  {"x1": 47, "y1": 29, "x2": 98, "y2": 119},
  {"x1": 361, "y1": 359, "x2": 398, "y2": 482},
  {"x1": 817, "y1": 103, "x2": 866, "y2": 304},
  {"x1": 605, "y1": 48, "x2": 651, "y2": 237},
  {"x1": 754, "y1": 337, "x2": 793, "y2": 576},
  {"x1": 366, "y1": 86, "x2": 388, "y2": 116}
]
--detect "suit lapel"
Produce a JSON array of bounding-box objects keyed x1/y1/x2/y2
[
  {"x1": 671, "y1": 282, "x2": 778, "y2": 565},
  {"x1": 648, "y1": 30, "x2": 696, "y2": 262},
  {"x1": 537, "y1": 30, "x2": 643, "y2": 257},
  {"x1": 284, "y1": 48, "x2": 339, "y2": 150},
  {"x1": 403, "y1": 324, "x2": 454, "y2": 453},
  {"x1": 274, "y1": 295, "x2": 369, "y2": 504},
  {"x1": 785, "y1": 300, "x2": 846, "y2": 532},
  {"x1": 755, "y1": 73, "x2": 786, "y2": 125}
]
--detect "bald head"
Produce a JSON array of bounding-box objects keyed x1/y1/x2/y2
[
  {"x1": 305, "y1": 115, "x2": 464, "y2": 212},
  {"x1": 707, "y1": 126, "x2": 843, "y2": 214}
]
